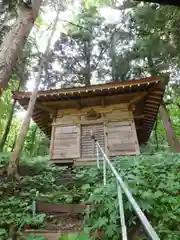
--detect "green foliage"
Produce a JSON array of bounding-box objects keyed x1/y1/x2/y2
[
  {"x1": 0, "y1": 228, "x2": 8, "y2": 239},
  {"x1": 0, "y1": 84, "x2": 20, "y2": 151},
  {"x1": 23, "y1": 124, "x2": 50, "y2": 157},
  {"x1": 84, "y1": 153, "x2": 180, "y2": 239},
  {"x1": 84, "y1": 0, "x2": 112, "y2": 9},
  {"x1": 0, "y1": 154, "x2": 60, "y2": 236},
  {"x1": 0, "y1": 152, "x2": 180, "y2": 239}
]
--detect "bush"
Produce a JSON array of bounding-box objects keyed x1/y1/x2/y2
[
  {"x1": 84, "y1": 153, "x2": 180, "y2": 240},
  {"x1": 0, "y1": 153, "x2": 64, "y2": 239},
  {"x1": 0, "y1": 152, "x2": 179, "y2": 239}
]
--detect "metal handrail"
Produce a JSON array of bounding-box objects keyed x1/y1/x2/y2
[{"x1": 92, "y1": 135, "x2": 160, "y2": 240}]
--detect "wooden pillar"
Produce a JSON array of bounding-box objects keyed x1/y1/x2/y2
[{"x1": 159, "y1": 102, "x2": 180, "y2": 152}]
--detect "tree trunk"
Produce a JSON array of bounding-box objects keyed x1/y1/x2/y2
[
  {"x1": 85, "y1": 39, "x2": 91, "y2": 86},
  {"x1": 0, "y1": 0, "x2": 42, "y2": 89},
  {"x1": 7, "y1": 61, "x2": 43, "y2": 177},
  {"x1": 110, "y1": 32, "x2": 116, "y2": 81},
  {"x1": 0, "y1": 99, "x2": 16, "y2": 152},
  {"x1": 154, "y1": 120, "x2": 159, "y2": 151},
  {"x1": 159, "y1": 102, "x2": 180, "y2": 152},
  {"x1": 147, "y1": 54, "x2": 157, "y2": 76},
  {"x1": 11, "y1": 135, "x2": 17, "y2": 152},
  {"x1": 0, "y1": 79, "x2": 22, "y2": 152},
  {"x1": 30, "y1": 125, "x2": 38, "y2": 156},
  {"x1": 7, "y1": 7, "x2": 61, "y2": 177}
]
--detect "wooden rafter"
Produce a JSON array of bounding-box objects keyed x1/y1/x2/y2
[
  {"x1": 35, "y1": 102, "x2": 56, "y2": 114},
  {"x1": 146, "y1": 99, "x2": 159, "y2": 104},
  {"x1": 134, "y1": 114, "x2": 144, "y2": 119},
  {"x1": 40, "y1": 92, "x2": 138, "y2": 107},
  {"x1": 128, "y1": 92, "x2": 148, "y2": 107},
  {"x1": 134, "y1": 113, "x2": 158, "y2": 119},
  {"x1": 144, "y1": 106, "x2": 158, "y2": 111},
  {"x1": 150, "y1": 95, "x2": 162, "y2": 100},
  {"x1": 146, "y1": 103, "x2": 158, "y2": 108}
]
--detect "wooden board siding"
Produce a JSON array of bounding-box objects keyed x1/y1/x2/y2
[
  {"x1": 53, "y1": 105, "x2": 132, "y2": 136},
  {"x1": 52, "y1": 125, "x2": 80, "y2": 159},
  {"x1": 81, "y1": 124, "x2": 105, "y2": 159},
  {"x1": 50, "y1": 104, "x2": 139, "y2": 163},
  {"x1": 54, "y1": 104, "x2": 131, "y2": 125},
  {"x1": 105, "y1": 120, "x2": 140, "y2": 156}
]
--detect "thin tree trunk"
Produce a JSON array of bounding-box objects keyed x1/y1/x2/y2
[
  {"x1": 0, "y1": 0, "x2": 42, "y2": 89},
  {"x1": 154, "y1": 120, "x2": 159, "y2": 151},
  {"x1": 11, "y1": 134, "x2": 17, "y2": 152},
  {"x1": 0, "y1": 78, "x2": 22, "y2": 152},
  {"x1": 147, "y1": 54, "x2": 157, "y2": 76},
  {"x1": 110, "y1": 32, "x2": 116, "y2": 81},
  {"x1": 7, "y1": 7, "x2": 61, "y2": 177},
  {"x1": 83, "y1": 22, "x2": 92, "y2": 86},
  {"x1": 159, "y1": 102, "x2": 180, "y2": 152},
  {"x1": 85, "y1": 40, "x2": 91, "y2": 86},
  {"x1": 0, "y1": 87, "x2": 2, "y2": 97},
  {"x1": 7, "y1": 60, "x2": 43, "y2": 177},
  {"x1": 30, "y1": 125, "x2": 37, "y2": 156},
  {"x1": 0, "y1": 99, "x2": 16, "y2": 152}
]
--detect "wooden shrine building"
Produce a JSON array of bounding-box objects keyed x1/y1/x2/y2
[{"x1": 13, "y1": 76, "x2": 167, "y2": 166}]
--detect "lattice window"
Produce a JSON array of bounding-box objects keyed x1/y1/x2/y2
[{"x1": 81, "y1": 124, "x2": 105, "y2": 158}]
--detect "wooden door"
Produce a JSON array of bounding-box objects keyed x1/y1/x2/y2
[
  {"x1": 105, "y1": 121, "x2": 139, "y2": 156},
  {"x1": 52, "y1": 125, "x2": 80, "y2": 159},
  {"x1": 81, "y1": 124, "x2": 105, "y2": 159}
]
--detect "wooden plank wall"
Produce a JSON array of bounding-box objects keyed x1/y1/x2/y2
[
  {"x1": 105, "y1": 121, "x2": 139, "y2": 156},
  {"x1": 52, "y1": 125, "x2": 80, "y2": 159},
  {"x1": 50, "y1": 104, "x2": 139, "y2": 162},
  {"x1": 54, "y1": 104, "x2": 131, "y2": 125}
]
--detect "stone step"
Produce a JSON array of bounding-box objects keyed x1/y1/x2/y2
[
  {"x1": 23, "y1": 230, "x2": 61, "y2": 240},
  {"x1": 24, "y1": 213, "x2": 83, "y2": 240}
]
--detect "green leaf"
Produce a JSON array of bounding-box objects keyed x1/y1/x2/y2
[
  {"x1": 0, "y1": 228, "x2": 7, "y2": 236},
  {"x1": 95, "y1": 217, "x2": 108, "y2": 228},
  {"x1": 59, "y1": 233, "x2": 79, "y2": 240},
  {"x1": 81, "y1": 184, "x2": 91, "y2": 190}
]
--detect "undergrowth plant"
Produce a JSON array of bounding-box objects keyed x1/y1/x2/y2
[
  {"x1": 0, "y1": 152, "x2": 179, "y2": 239},
  {"x1": 83, "y1": 153, "x2": 180, "y2": 240},
  {"x1": 0, "y1": 154, "x2": 66, "y2": 239}
]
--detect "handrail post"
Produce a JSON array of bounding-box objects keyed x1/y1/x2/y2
[
  {"x1": 117, "y1": 181, "x2": 128, "y2": 240},
  {"x1": 95, "y1": 141, "x2": 160, "y2": 240},
  {"x1": 96, "y1": 144, "x2": 100, "y2": 169},
  {"x1": 103, "y1": 155, "x2": 106, "y2": 185}
]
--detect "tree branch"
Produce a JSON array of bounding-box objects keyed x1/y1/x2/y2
[{"x1": 59, "y1": 19, "x2": 91, "y2": 32}]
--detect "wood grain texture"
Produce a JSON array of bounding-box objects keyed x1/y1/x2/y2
[
  {"x1": 52, "y1": 125, "x2": 80, "y2": 159},
  {"x1": 50, "y1": 103, "x2": 140, "y2": 162},
  {"x1": 81, "y1": 124, "x2": 105, "y2": 158},
  {"x1": 105, "y1": 121, "x2": 139, "y2": 156}
]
